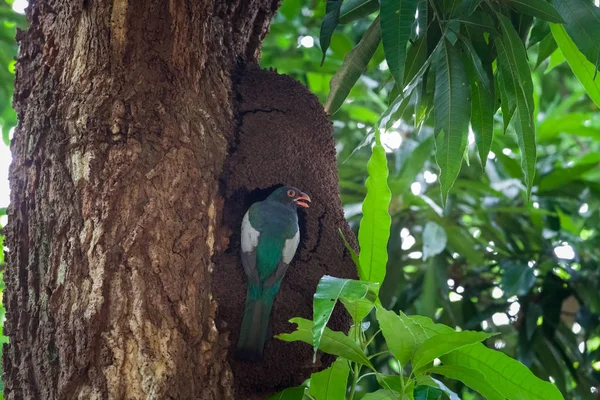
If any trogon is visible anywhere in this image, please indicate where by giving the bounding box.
[237,185,311,361]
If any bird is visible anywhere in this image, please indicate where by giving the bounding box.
[237,185,311,361]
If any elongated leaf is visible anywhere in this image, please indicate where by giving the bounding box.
[380,38,443,131]
[434,39,470,205]
[381,0,417,87]
[362,390,401,400]
[442,344,563,400]
[405,37,428,86]
[552,0,600,73]
[320,0,344,64]
[412,0,428,41]
[529,19,550,48]
[458,35,491,92]
[428,365,504,400]
[545,46,566,73]
[501,262,536,297]
[430,378,461,400]
[376,307,432,366]
[339,229,360,269]
[376,374,404,392]
[538,153,600,192]
[340,0,379,24]
[313,276,379,358]
[462,39,494,168]
[509,0,564,23]
[358,130,391,285]
[551,23,600,108]
[414,385,443,400]
[496,14,537,198]
[538,111,600,140]
[276,318,373,368]
[309,358,350,400]
[325,16,381,115]
[411,316,563,400]
[536,33,558,69]
[413,331,496,371]
[496,69,515,133]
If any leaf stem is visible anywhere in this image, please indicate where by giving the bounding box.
[397,360,406,395]
[348,362,360,400]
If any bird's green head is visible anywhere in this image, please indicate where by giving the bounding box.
[267,186,311,209]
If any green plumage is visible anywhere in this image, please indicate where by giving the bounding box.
[237,186,309,361]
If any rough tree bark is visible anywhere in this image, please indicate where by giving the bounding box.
[4,1,357,399]
[4,1,279,398]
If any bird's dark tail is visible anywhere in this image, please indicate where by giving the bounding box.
[237,287,275,361]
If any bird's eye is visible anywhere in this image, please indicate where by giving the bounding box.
[287,189,296,197]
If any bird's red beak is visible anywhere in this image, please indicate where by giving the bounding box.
[295,192,311,208]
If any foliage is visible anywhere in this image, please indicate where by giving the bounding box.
[262,0,600,399]
[318,0,600,204]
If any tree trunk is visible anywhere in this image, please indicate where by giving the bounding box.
[4,1,278,398]
[3,1,356,399]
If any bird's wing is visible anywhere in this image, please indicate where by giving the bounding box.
[282,229,300,264]
[264,230,299,287]
[241,209,260,285]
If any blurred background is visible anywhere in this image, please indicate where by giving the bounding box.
[1,0,599,399]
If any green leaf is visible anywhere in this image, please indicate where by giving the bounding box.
[410,317,563,400]
[529,19,550,48]
[358,130,391,285]
[538,154,600,192]
[433,39,470,205]
[496,68,514,134]
[501,262,536,297]
[338,229,360,269]
[320,0,344,65]
[376,374,404,392]
[362,390,401,400]
[325,16,381,115]
[313,276,379,358]
[496,14,537,198]
[461,38,494,168]
[413,385,443,400]
[535,33,558,69]
[309,358,350,400]
[509,0,564,23]
[441,344,564,400]
[556,207,584,235]
[266,386,309,400]
[552,0,600,73]
[276,318,374,368]
[458,34,491,92]
[380,0,418,87]
[538,111,600,140]
[413,331,497,371]
[339,0,379,24]
[412,0,428,40]
[422,222,447,261]
[380,38,443,130]
[551,23,600,108]
[544,46,566,73]
[376,307,431,367]
[404,36,428,87]
[428,365,504,400]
